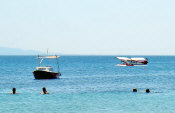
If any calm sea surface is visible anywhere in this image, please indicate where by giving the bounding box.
[0,56,175,113]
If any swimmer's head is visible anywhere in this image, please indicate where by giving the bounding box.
[42,87,47,94]
[146,88,150,93]
[12,88,16,94]
[133,88,137,92]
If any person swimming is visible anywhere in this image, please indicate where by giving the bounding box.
[133,88,137,92]
[10,88,18,94]
[132,88,154,93]
[40,87,49,94]
[146,88,150,93]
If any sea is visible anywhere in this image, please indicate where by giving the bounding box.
[0,56,175,113]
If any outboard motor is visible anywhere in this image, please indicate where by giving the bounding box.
[143,61,148,64]
[143,58,148,64]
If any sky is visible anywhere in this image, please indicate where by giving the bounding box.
[0,0,175,55]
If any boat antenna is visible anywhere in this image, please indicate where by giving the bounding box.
[37,55,43,66]
[39,59,43,66]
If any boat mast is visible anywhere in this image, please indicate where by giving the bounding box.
[56,55,60,72]
[47,49,49,56]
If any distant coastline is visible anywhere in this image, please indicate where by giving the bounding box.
[1,47,175,56]
[0,47,43,55]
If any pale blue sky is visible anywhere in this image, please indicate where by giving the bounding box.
[0,0,175,55]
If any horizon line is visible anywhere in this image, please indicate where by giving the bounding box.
[0,54,175,56]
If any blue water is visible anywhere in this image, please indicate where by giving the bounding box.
[0,56,175,113]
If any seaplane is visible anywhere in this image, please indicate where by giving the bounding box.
[115,57,148,66]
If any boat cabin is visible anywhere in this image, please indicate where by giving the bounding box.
[35,66,53,72]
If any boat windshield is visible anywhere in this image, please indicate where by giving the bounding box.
[36,67,53,71]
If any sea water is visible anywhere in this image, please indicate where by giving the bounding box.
[0,56,175,113]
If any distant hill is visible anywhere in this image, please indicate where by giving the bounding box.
[0,47,43,55]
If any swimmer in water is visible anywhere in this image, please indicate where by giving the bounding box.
[133,88,137,92]
[10,88,18,94]
[40,87,49,94]
[145,88,150,93]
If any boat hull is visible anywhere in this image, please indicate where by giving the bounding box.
[33,70,61,79]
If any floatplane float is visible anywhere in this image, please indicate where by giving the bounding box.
[33,55,61,79]
[115,57,148,66]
